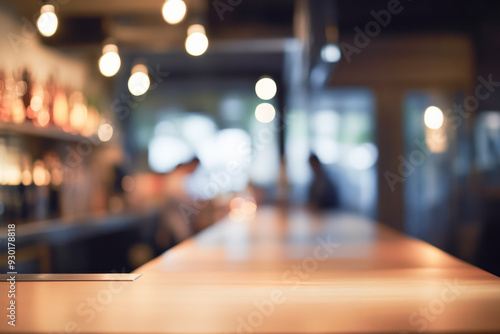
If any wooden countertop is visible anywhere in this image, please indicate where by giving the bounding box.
[1,207,499,333]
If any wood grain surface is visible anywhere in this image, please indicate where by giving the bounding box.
[1,207,499,333]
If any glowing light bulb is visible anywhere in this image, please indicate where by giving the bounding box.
[30,96,43,112]
[99,44,121,77]
[128,72,150,96]
[255,77,277,100]
[128,64,150,96]
[36,109,50,127]
[37,4,58,37]
[162,0,186,24]
[12,99,26,124]
[33,160,47,186]
[5,165,21,186]
[229,196,257,221]
[185,24,208,56]
[255,103,276,123]
[424,106,444,129]
[53,90,68,127]
[98,123,114,142]
[69,100,88,131]
[21,169,32,186]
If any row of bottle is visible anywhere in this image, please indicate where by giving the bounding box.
[0,136,101,225]
[0,70,102,136]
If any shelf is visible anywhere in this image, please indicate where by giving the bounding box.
[0,121,97,143]
[0,210,156,247]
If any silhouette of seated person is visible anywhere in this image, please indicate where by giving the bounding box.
[157,157,201,248]
[308,153,340,210]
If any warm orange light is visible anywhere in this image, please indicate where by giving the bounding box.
[241,200,257,215]
[229,196,257,218]
[425,127,447,153]
[36,109,50,127]
[30,96,43,113]
[44,169,51,186]
[26,107,36,119]
[21,169,32,186]
[69,97,88,131]
[53,90,69,127]
[12,99,26,124]
[33,160,47,186]
[5,166,22,186]
[230,197,245,212]
[81,106,99,136]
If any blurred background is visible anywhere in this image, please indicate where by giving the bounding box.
[0,0,499,276]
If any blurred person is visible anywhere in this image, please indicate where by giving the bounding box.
[157,157,211,249]
[276,156,290,207]
[307,153,339,210]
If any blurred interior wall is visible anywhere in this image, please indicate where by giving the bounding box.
[329,34,474,230]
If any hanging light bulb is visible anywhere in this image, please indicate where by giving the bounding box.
[321,26,341,63]
[99,44,121,77]
[185,24,209,56]
[255,76,277,100]
[128,64,150,96]
[424,106,444,130]
[162,0,187,24]
[37,4,58,37]
[255,103,276,123]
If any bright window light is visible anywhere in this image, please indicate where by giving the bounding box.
[148,137,193,173]
[348,143,378,170]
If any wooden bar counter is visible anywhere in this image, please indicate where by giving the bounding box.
[1,207,500,333]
